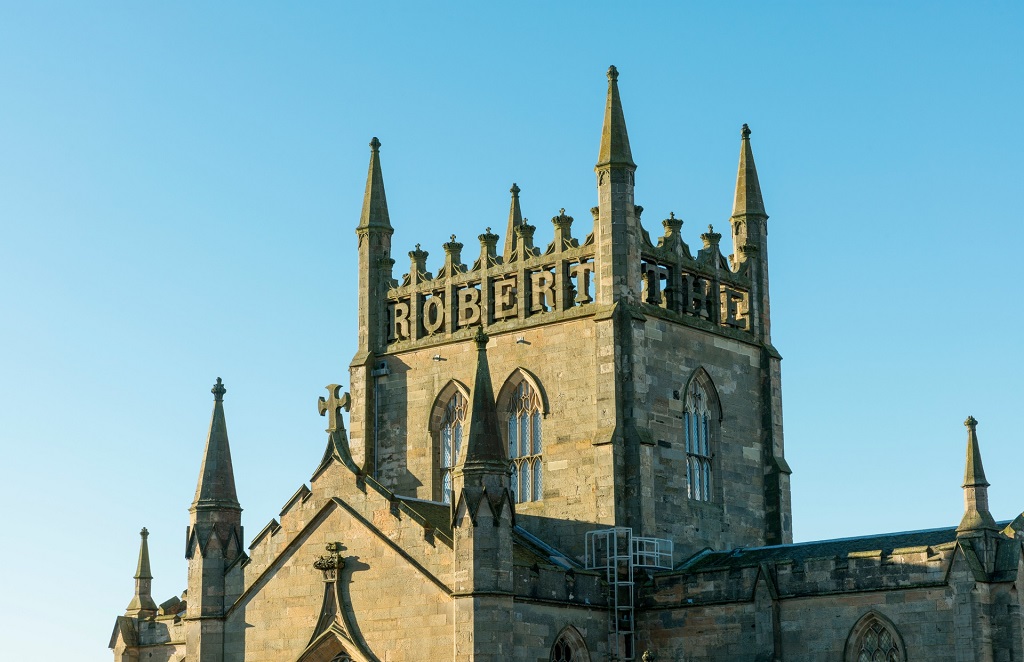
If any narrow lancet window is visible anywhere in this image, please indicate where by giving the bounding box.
[685,379,713,502]
[507,380,543,503]
[440,392,467,504]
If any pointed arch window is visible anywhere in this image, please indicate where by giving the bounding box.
[684,377,714,502]
[506,380,543,503]
[439,391,467,504]
[844,612,905,662]
[550,626,590,662]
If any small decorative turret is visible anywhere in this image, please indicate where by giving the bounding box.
[957,416,999,535]
[355,136,395,357]
[125,527,158,618]
[729,123,772,341]
[477,227,500,269]
[184,378,245,659]
[186,378,243,608]
[593,65,640,306]
[503,183,523,261]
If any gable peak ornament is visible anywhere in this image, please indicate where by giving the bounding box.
[318,385,351,433]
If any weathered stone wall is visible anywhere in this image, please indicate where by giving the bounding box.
[635,315,771,556]
[372,316,616,559]
[638,543,1024,661]
[511,601,610,661]
[231,463,453,662]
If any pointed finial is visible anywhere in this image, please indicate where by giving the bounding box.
[212,377,226,402]
[134,526,153,580]
[958,414,998,534]
[597,64,635,169]
[510,183,520,196]
[358,136,392,230]
[193,376,240,510]
[732,123,765,218]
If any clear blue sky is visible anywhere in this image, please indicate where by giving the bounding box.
[1,3,1021,659]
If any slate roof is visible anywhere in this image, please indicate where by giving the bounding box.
[677,524,1009,574]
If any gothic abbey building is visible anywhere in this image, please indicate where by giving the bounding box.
[110,68,1024,661]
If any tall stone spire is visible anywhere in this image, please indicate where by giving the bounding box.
[732,124,765,218]
[502,183,523,261]
[460,328,507,471]
[357,137,391,230]
[185,378,244,657]
[596,65,635,169]
[192,377,239,511]
[958,416,999,534]
[125,527,158,617]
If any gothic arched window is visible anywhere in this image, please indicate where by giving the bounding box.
[503,376,544,503]
[844,612,906,662]
[439,391,467,504]
[550,626,590,662]
[683,371,718,502]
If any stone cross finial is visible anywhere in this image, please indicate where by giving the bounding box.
[607,65,619,81]
[212,377,226,402]
[369,136,381,151]
[741,123,751,139]
[318,384,351,433]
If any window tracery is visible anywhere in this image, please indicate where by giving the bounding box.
[684,378,713,502]
[845,612,905,662]
[439,391,467,504]
[507,380,543,503]
[549,626,589,662]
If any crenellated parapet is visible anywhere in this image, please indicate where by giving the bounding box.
[383,206,754,351]
[385,208,599,349]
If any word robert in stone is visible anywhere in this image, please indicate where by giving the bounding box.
[387,262,596,342]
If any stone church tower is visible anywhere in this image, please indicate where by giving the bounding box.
[109,67,1024,662]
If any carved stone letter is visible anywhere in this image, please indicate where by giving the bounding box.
[457,286,482,328]
[422,295,445,335]
[494,278,518,319]
[721,288,747,329]
[389,300,410,342]
[530,270,555,313]
[570,261,595,305]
